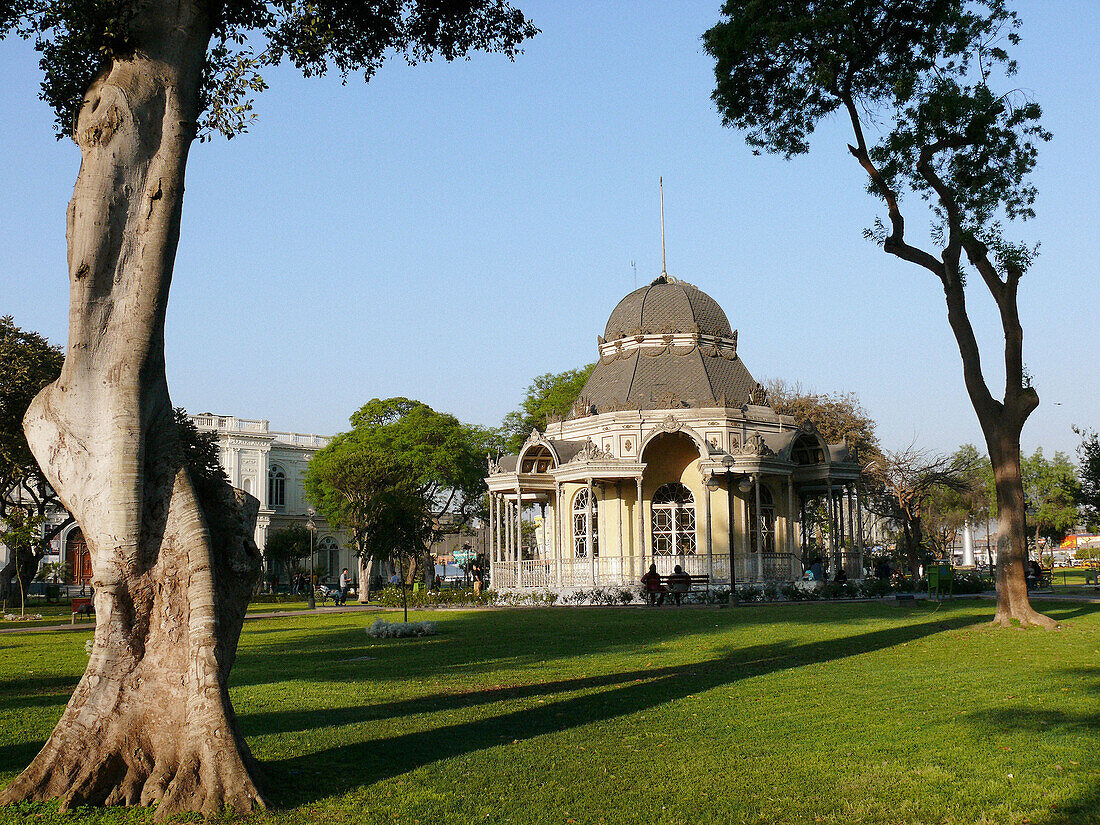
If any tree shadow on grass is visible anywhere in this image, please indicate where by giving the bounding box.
[0,741,45,777]
[233,601,989,691]
[257,611,986,807]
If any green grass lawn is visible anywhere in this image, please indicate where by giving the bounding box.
[2,599,1099,824]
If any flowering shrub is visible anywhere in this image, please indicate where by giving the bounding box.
[3,613,43,621]
[366,618,438,638]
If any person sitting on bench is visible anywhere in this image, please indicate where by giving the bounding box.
[668,564,691,606]
[641,564,666,607]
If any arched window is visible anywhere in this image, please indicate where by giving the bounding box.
[748,483,776,554]
[520,444,555,474]
[791,434,826,465]
[268,464,286,510]
[651,482,697,557]
[572,487,599,558]
[318,536,340,579]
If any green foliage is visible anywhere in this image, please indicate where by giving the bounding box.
[0,316,64,515]
[1075,426,1100,531]
[1021,447,1081,545]
[264,524,313,571]
[34,561,70,583]
[306,398,492,571]
[705,0,1047,246]
[2,0,539,139]
[173,407,230,505]
[500,364,595,452]
[765,380,881,466]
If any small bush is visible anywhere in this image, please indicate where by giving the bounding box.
[366,619,438,638]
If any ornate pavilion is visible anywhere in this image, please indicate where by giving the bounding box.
[485,275,865,591]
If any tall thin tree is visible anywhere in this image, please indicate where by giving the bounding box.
[705,0,1055,626]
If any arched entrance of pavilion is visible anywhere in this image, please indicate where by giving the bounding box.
[640,431,712,578]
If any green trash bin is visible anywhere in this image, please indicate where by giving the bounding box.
[927,563,953,599]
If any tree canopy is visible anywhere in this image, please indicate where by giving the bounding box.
[1075,427,1100,532]
[1021,448,1080,546]
[765,380,881,468]
[306,398,493,587]
[0,316,64,518]
[500,364,595,452]
[2,0,539,138]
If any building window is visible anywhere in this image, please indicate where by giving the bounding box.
[651,482,697,557]
[318,536,339,580]
[572,487,599,558]
[748,483,776,554]
[268,465,286,510]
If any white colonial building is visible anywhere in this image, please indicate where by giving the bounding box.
[188,413,355,584]
[486,275,867,591]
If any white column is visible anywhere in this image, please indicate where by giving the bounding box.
[704,475,713,578]
[636,476,645,579]
[616,482,624,583]
[586,477,595,584]
[515,482,522,566]
[489,494,497,565]
[963,522,975,567]
[554,483,563,588]
[506,499,512,562]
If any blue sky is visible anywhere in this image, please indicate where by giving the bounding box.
[1,1,1096,458]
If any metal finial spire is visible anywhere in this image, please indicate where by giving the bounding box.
[659,177,667,277]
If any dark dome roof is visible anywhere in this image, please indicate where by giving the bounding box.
[603,276,733,342]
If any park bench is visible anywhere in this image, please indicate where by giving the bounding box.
[71,597,94,623]
[1026,567,1053,590]
[645,573,710,605]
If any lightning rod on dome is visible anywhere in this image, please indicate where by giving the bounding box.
[659,176,667,278]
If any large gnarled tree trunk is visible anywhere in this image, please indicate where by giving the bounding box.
[0,2,266,817]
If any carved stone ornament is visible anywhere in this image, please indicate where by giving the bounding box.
[523,428,542,447]
[737,433,775,458]
[568,439,616,464]
[487,454,505,475]
[747,383,769,406]
[658,414,682,433]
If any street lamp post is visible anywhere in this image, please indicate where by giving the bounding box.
[306,507,317,610]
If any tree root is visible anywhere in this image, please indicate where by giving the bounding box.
[991,604,1060,629]
[0,733,265,819]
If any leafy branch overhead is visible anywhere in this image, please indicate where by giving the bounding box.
[0,0,539,138]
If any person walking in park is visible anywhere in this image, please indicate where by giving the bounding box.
[338,568,349,606]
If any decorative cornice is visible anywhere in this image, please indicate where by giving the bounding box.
[737,433,775,458]
[568,439,617,465]
[657,414,682,433]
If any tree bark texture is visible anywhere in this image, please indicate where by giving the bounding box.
[358,554,374,603]
[843,98,1053,629]
[988,428,1057,628]
[0,2,267,817]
